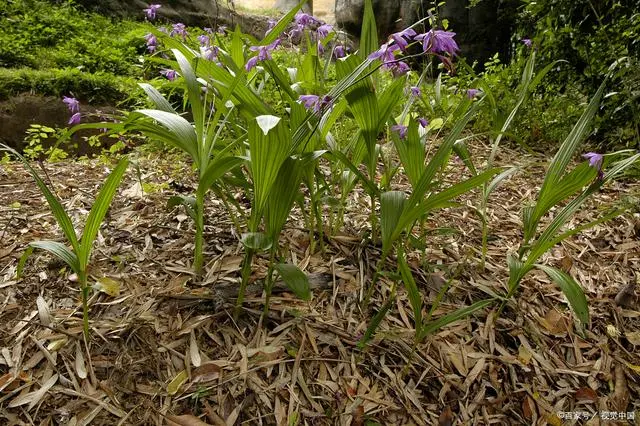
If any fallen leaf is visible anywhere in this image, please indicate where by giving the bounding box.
[559,254,573,272]
[522,395,536,421]
[541,309,570,334]
[546,413,563,426]
[246,345,284,362]
[438,405,454,426]
[575,387,598,402]
[352,403,364,426]
[36,296,51,327]
[518,345,532,365]
[192,363,221,384]
[166,414,213,426]
[615,282,637,309]
[8,373,58,410]
[167,370,188,395]
[93,277,121,297]
[189,331,201,367]
[625,331,640,346]
[75,341,87,380]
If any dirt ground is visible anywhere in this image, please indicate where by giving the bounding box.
[1,137,639,424]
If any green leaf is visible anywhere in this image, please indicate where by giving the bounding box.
[358,296,395,349]
[380,191,406,253]
[453,140,477,175]
[275,264,311,301]
[248,115,291,227]
[138,83,176,114]
[130,110,199,163]
[0,144,79,253]
[167,195,197,220]
[78,157,128,269]
[24,241,80,275]
[198,156,243,195]
[393,121,424,187]
[240,232,273,251]
[397,251,422,334]
[420,299,494,339]
[535,265,589,325]
[231,25,245,69]
[265,157,304,240]
[359,0,379,59]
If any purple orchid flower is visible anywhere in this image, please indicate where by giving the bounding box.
[217,25,227,34]
[417,117,429,128]
[390,28,417,52]
[415,30,459,56]
[197,34,210,46]
[63,96,80,114]
[368,42,399,63]
[467,88,481,99]
[583,152,604,179]
[390,61,410,77]
[158,26,169,34]
[170,23,188,40]
[317,24,333,39]
[410,86,421,97]
[317,40,325,55]
[265,19,278,36]
[68,112,81,125]
[143,4,161,20]
[144,33,157,52]
[204,27,213,34]
[522,38,532,48]
[392,124,408,139]
[160,69,177,81]
[299,94,332,113]
[333,45,346,59]
[202,46,219,62]
[245,39,281,71]
[295,12,321,28]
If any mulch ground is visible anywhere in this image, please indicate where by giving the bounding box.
[0,140,639,425]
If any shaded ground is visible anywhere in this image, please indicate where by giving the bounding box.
[0,139,639,425]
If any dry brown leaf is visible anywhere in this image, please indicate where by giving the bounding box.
[517,345,532,365]
[8,373,58,410]
[611,364,629,412]
[246,345,284,362]
[614,282,637,309]
[438,405,454,426]
[541,309,570,334]
[352,403,364,426]
[559,254,573,272]
[575,387,598,403]
[192,363,221,384]
[625,331,640,346]
[165,414,213,426]
[75,341,87,380]
[522,395,536,421]
[189,331,201,367]
[36,296,50,326]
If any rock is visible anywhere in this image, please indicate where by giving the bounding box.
[74,0,272,40]
[275,0,312,14]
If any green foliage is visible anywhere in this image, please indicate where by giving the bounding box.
[2,143,128,339]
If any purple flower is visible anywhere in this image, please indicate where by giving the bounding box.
[160,69,177,81]
[144,33,157,52]
[62,96,80,114]
[143,4,161,20]
[417,117,429,128]
[295,12,321,28]
[245,39,281,71]
[522,38,532,48]
[583,152,604,179]
[410,86,421,97]
[170,23,188,40]
[317,40,324,55]
[333,45,346,59]
[392,124,408,139]
[217,26,227,34]
[368,42,399,64]
[158,26,169,34]
[390,28,417,52]
[467,89,481,99]
[317,24,333,39]
[298,94,332,113]
[197,34,210,46]
[390,61,410,77]
[204,27,213,34]
[265,19,278,36]
[202,46,219,61]
[415,30,459,56]
[68,112,81,125]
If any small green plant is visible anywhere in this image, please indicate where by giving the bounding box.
[23,124,68,161]
[1,143,128,339]
[499,78,640,325]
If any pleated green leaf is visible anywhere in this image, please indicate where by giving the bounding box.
[420,299,494,339]
[535,264,589,325]
[172,49,204,142]
[358,296,395,349]
[380,191,406,253]
[397,252,423,334]
[130,110,199,163]
[240,232,273,251]
[78,157,128,268]
[138,83,176,114]
[393,121,424,187]
[359,0,378,59]
[266,157,304,240]
[20,241,80,276]
[0,144,80,253]
[275,263,311,301]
